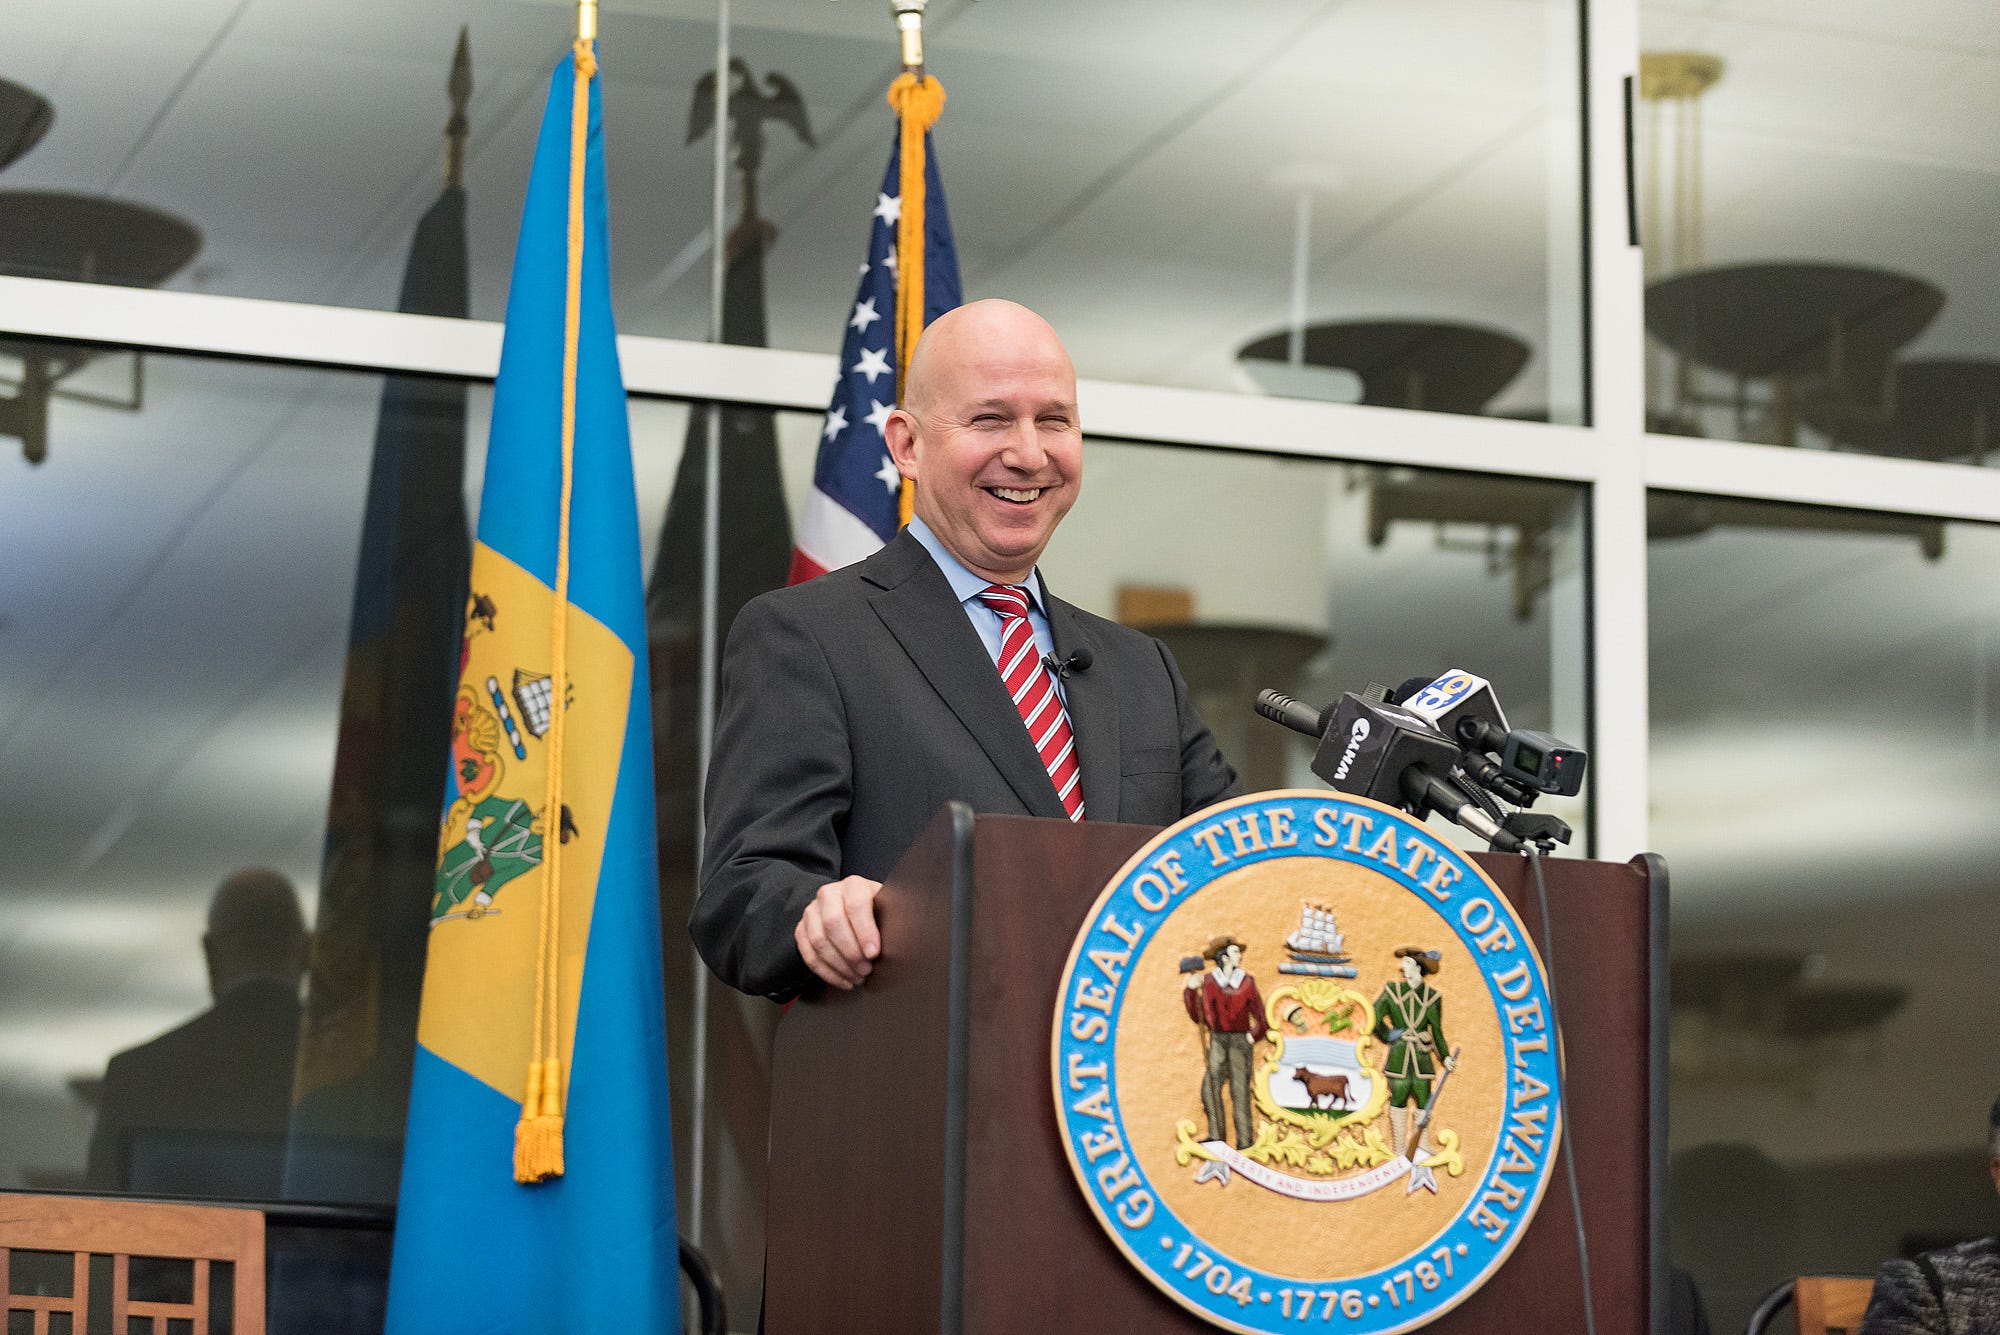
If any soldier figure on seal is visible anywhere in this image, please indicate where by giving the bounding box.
[1183,935,1268,1149]
[1372,946,1457,1161]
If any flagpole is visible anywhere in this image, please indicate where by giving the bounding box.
[892,0,927,74]
[689,0,731,1260]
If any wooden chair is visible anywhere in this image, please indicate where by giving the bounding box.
[0,1193,264,1335]
[1744,1274,1876,1335]
[1796,1276,1876,1335]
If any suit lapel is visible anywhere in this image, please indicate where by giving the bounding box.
[865,532,1069,819]
[1045,590,1121,823]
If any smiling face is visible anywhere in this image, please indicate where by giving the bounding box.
[884,300,1082,585]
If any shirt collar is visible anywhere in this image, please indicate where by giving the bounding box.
[908,514,1048,614]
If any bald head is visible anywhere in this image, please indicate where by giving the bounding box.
[883,299,1084,584]
[203,867,309,1000]
[902,299,1077,424]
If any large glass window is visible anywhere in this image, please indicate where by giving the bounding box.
[0,1,1587,424]
[1651,494,2000,1330]
[1044,445,1590,851]
[730,0,1587,421]
[0,2,721,323]
[0,348,712,1323]
[11,2,1998,1328]
[1639,4,2000,463]
[0,348,396,1197]
[0,344,495,1329]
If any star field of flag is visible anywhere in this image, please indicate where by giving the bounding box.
[789,133,962,581]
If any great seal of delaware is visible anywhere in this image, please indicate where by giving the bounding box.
[1052,791,1562,1334]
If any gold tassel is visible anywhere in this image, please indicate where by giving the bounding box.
[513,1057,567,1183]
[507,33,591,1193]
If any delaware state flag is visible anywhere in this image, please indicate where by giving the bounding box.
[386,45,679,1333]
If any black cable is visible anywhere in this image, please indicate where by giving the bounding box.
[1527,845,1599,1335]
[1452,765,1509,824]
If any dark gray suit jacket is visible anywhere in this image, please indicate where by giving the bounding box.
[85,978,302,1195]
[691,529,1241,999]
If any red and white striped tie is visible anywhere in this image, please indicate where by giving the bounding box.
[978,584,1085,821]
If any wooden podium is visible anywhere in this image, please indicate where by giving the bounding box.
[765,805,1667,1335]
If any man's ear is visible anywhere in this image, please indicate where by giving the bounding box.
[883,407,920,481]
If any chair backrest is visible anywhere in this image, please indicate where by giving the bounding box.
[1795,1275,1875,1335]
[0,1193,264,1335]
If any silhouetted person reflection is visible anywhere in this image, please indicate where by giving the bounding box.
[86,868,311,1197]
[1669,1142,1800,1333]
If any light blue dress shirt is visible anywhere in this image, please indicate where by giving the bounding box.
[906,515,1062,682]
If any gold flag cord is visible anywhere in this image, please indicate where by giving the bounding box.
[515,33,595,1186]
[887,72,944,528]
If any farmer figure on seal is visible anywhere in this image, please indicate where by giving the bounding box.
[1373,946,1457,1161]
[1183,935,1268,1149]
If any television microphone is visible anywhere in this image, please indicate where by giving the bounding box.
[1307,693,1523,853]
[1254,689,1331,739]
[1394,669,1587,800]
[1393,668,1510,741]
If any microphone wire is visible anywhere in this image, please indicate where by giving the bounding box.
[1526,843,1599,1335]
[1452,765,1509,824]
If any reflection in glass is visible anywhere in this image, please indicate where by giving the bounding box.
[1639,10,2000,462]
[715,1,1585,421]
[85,869,309,1197]
[641,61,806,1308]
[1237,321,1531,418]
[1651,495,2000,1330]
[0,61,201,410]
[0,192,201,291]
[1049,447,1589,845]
[0,11,730,321]
[0,349,471,1209]
[640,205,797,1327]
[287,139,471,1208]
[0,77,54,171]
[3,4,1584,422]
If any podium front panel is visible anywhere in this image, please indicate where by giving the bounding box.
[765,808,1664,1335]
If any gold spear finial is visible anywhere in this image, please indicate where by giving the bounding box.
[890,0,926,72]
[577,0,598,44]
[445,27,472,190]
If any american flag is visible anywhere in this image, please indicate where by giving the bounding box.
[788,132,962,582]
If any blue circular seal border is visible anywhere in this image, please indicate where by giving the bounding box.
[1051,791,1564,1335]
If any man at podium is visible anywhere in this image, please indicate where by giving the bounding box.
[693,299,1240,1000]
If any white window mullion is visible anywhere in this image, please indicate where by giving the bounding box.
[1587,454,1652,862]
[1585,0,1651,861]
[1646,435,2000,526]
[0,273,501,379]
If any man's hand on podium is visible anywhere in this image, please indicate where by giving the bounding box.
[795,875,883,991]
